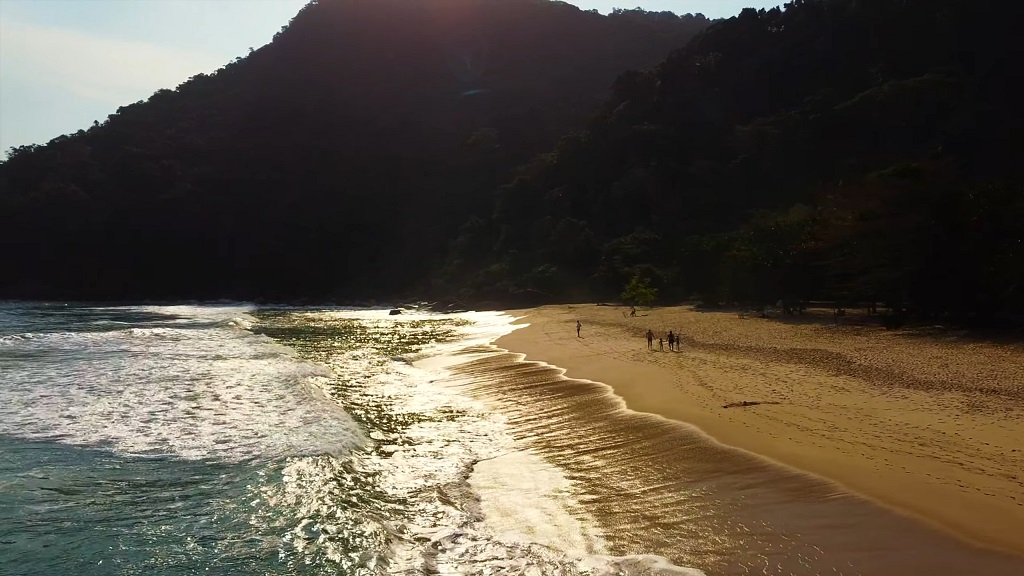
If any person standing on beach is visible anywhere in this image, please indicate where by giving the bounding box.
[646,329,654,349]
[576,320,582,338]
[668,331,675,351]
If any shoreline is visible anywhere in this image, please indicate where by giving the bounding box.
[493,304,1024,557]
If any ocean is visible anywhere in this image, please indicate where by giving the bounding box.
[0,303,702,576]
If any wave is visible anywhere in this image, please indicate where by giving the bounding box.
[1,304,706,576]
[282,308,705,576]
[0,304,363,462]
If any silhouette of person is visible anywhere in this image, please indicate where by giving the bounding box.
[646,329,654,350]
[576,320,582,338]
[630,306,637,317]
[658,337,664,351]
[668,331,675,351]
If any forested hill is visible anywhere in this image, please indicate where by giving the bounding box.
[0,0,710,301]
[445,0,1024,325]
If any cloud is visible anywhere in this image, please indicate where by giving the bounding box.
[0,20,227,108]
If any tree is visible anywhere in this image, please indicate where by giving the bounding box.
[621,272,658,306]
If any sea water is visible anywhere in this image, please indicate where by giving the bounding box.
[0,303,702,576]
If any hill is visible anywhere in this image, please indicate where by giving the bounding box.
[445,0,1024,325]
[0,0,709,301]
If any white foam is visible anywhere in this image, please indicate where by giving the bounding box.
[465,449,706,576]
[1,304,707,576]
[0,305,364,462]
[583,555,708,576]
[471,450,606,555]
[409,312,705,576]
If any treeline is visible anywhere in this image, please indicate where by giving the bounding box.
[3,0,1022,326]
[0,0,709,301]
[442,0,1024,326]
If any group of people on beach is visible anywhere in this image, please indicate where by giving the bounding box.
[573,319,681,351]
[645,329,681,351]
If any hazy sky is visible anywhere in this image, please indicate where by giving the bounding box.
[0,0,776,155]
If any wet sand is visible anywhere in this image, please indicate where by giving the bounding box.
[464,304,1024,575]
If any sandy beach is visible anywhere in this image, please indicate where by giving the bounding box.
[488,304,1024,569]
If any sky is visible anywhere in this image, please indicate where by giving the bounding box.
[0,0,776,156]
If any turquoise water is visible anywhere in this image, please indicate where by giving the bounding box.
[0,303,701,576]
[0,439,285,574]
[0,304,367,575]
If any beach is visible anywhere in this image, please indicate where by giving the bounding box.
[479,303,1024,574]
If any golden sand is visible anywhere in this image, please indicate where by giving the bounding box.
[491,304,1024,569]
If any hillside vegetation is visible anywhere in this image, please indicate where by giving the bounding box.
[444,0,1024,325]
[3,0,1022,326]
[0,0,708,301]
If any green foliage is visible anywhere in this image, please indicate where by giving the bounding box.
[448,0,1024,325]
[0,0,710,302]
[620,273,658,307]
[4,0,1023,326]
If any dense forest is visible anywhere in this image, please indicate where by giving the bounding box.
[443,0,1024,325]
[2,0,1023,326]
[0,0,709,301]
